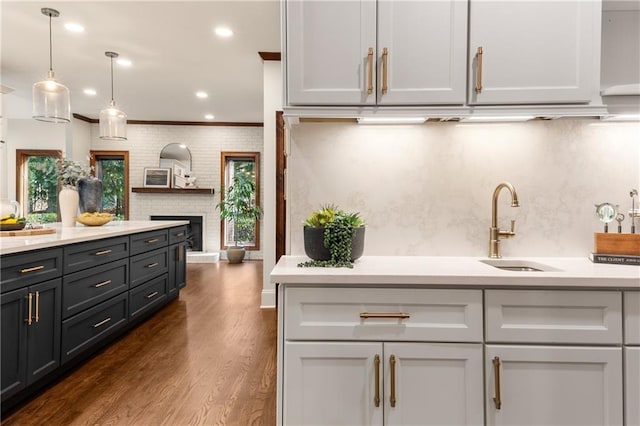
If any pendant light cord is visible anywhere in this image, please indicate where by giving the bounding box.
[48,13,53,72]
[110,56,115,102]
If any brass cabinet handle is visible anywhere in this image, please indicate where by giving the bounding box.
[146,291,159,299]
[93,317,112,328]
[374,354,381,407]
[94,249,112,256]
[175,232,184,237]
[146,238,159,244]
[177,245,184,262]
[94,280,112,288]
[35,291,40,323]
[367,47,374,95]
[492,356,502,409]
[390,355,397,408]
[360,312,410,319]
[381,48,389,94]
[20,265,44,274]
[146,262,159,268]
[25,293,33,325]
[475,46,484,93]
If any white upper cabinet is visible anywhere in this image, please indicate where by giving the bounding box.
[285,0,468,106]
[468,0,601,105]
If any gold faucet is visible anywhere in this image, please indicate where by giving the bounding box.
[489,182,520,258]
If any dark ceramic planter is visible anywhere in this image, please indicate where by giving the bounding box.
[303,226,365,261]
[78,177,103,213]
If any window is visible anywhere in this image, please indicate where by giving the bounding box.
[16,150,62,223]
[90,151,129,220]
[220,152,260,250]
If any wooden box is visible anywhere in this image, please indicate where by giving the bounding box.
[594,233,640,256]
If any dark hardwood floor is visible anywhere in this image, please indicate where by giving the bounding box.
[2,261,277,426]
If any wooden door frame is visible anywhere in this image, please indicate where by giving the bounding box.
[89,150,130,220]
[276,110,286,262]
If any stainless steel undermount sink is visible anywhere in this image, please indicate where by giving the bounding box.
[480,259,561,272]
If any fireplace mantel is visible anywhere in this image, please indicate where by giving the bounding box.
[132,187,214,195]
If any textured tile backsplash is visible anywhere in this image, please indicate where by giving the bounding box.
[288,119,640,257]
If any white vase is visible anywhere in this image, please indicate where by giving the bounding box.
[59,187,79,227]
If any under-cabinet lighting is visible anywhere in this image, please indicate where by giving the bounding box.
[461,116,535,123]
[357,117,426,124]
[600,114,640,122]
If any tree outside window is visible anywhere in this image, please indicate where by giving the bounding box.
[16,150,62,223]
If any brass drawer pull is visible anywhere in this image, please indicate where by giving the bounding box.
[381,47,389,94]
[94,249,112,256]
[367,47,374,94]
[390,355,397,408]
[146,291,159,299]
[475,46,483,93]
[360,312,410,319]
[93,317,112,328]
[492,356,502,409]
[146,262,159,268]
[94,280,112,288]
[20,265,45,274]
[35,291,40,323]
[177,245,184,262]
[374,354,381,407]
[146,238,159,244]
[25,293,33,325]
[175,232,184,237]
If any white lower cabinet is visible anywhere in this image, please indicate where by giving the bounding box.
[485,345,623,426]
[284,341,483,426]
[626,347,640,426]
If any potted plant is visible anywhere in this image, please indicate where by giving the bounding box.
[216,173,262,263]
[299,204,365,268]
[57,158,92,227]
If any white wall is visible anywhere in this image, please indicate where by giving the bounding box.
[90,123,264,259]
[288,119,640,258]
[261,60,282,308]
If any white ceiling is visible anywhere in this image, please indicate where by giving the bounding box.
[1,1,281,123]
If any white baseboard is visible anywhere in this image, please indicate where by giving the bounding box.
[260,288,276,309]
[187,252,219,263]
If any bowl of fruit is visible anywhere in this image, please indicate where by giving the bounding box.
[76,212,113,226]
[0,215,27,231]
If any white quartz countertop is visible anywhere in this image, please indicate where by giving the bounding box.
[0,220,189,255]
[271,256,640,289]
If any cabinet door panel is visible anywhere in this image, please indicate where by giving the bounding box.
[485,345,622,426]
[1,288,28,401]
[284,341,382,426]
[377,0,467,104]
[26,279,61,384]
[625,291,640,344]
[468,0,597,104]
[626,347,640,426]
[384,343,483,426]
[286,0,376,105]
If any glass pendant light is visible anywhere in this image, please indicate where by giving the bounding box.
[32,8,71,123]
[99,51,127,140]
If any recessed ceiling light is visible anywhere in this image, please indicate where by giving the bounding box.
[64,22,84,32]
[204,114,215,120]
[116,58,132,67]
[214,27,233,38]
[83,88,97,96]
[196,91,208,99]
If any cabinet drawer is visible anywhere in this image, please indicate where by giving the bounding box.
[130,247,168,288]
[168,225,188,245]
[130,229,168,256]
[62,258,129,319]
[61,293,128,364]
[485,290,622,344]
[63,236,129,274]
[625,291,640,345]
[129,274,167,320]
[285,287,483,342]
[1,248,63,293]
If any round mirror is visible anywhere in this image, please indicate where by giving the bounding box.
[595,202,618,223]
[159,143,192,172]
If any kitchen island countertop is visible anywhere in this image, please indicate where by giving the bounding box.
[0,220,188,255]
[271,255,640,289]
